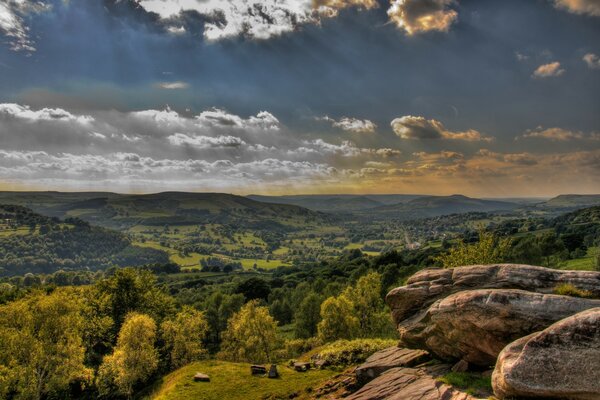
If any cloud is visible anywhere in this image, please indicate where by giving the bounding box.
[167,133,246,148]
[583,53,600,69]
[390,115,492,141]
[0,103,94,124]
[320,116,377,133]
[156,81,190,89]
[532,61,565,78]
[196,109,280,131]
[0,1,48,51]
[553,0,600,16]
[520,126,599,141]
[387,0,458,35]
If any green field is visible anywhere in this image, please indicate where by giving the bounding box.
[559,247,599,271]
[145,361,337,400]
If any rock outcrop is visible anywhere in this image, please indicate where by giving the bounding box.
[355,346,429,383]
[386,264,600,325]
[347,365,476,400]
[397,288,600,365]
[492,307,600,400]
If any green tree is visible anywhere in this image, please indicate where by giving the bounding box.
[317,294,360,342]
[344,272,394,337]
[94,268,175,334]
[436,230,511,269]
[294,292,322,339]
[219,300,282,363]
[0,289,92,400]
[97,313,158,399]
[161,307,209,370]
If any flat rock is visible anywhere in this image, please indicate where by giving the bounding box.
[347,365,476,400]
[493,307,600,400]
[193,372,210,382]
[398,289,600,366]
[355,346,429,383]
[386,264,600,325]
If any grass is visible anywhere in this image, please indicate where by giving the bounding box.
[554,283,594,298]
[301,339,398,366]
[438,372,492,396]
[559,247,599,271]
[144,360,337,400]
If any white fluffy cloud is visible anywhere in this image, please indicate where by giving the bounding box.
[583,53,600,69]
[390,115,492,142]
[320,116,377,133]
[156,81,190,89]
[0,0,50,51]
[0,103,406,190]
[532,61,565,78]
[0,103,94,124]
[387,0,458,35]
[553,0,600,16]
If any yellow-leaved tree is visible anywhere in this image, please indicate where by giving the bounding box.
[317,294,360,342]
[436,230,512,269]
[161,306,209,369]
[97,313,158,399]
[219,300,282,363]
[0,289,92,400]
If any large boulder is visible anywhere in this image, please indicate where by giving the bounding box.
[386,264,600,325]
[397,289,600,366]
[492,308,600,400]
[347,365,476,400]
[355,346,429,383]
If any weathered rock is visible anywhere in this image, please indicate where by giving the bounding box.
[268,364,279,379]
[346,365,476,400]
[451,359,469,373]
[250,365,267,375]
[355,346,429,383]
[493,307,600,400]
[398,289,600,366]
[386,264,600,325]
[313,359,329,369]
[193,372,210,382]
[294,362,311,372]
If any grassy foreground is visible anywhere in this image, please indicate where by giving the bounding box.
[145,360,338,400]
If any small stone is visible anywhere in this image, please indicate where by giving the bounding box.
[451,359,469,373]
[268,364,279,379]
[313,359,329,369]
[250,365,267,375]
[193,372,210,382]
[294,362,311,372]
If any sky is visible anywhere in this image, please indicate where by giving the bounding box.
[0,0,598,197]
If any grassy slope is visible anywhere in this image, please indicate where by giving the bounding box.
[146,361,337,400]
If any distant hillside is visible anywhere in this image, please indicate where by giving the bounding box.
[0,204,168,276]
[0,191,332,230]
[540,194,600,209]
[247,194,422,212]
[359,194,519,220]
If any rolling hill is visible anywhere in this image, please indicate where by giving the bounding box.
[538,194,600,209]
[246,194,422,212]
[0,192,333,231]
[358,194,519,220]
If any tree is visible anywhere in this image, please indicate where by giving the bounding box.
[317,294,360,342]
[202,292,245,351]
[235,277,271,301]
[161,307,209,370]
[0,289,92,400]
[219,300,282,363]
[436,230,511,269]
[294,292,322,339]
[94,268,175,334]
[97,313,158,399]
[344,272,393,337]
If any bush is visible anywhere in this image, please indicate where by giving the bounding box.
[308,339,398,366]
[276,337,322,360]
[554,283,594,298]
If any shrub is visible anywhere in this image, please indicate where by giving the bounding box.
[308,339,398,366]
[554,283,594,298]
